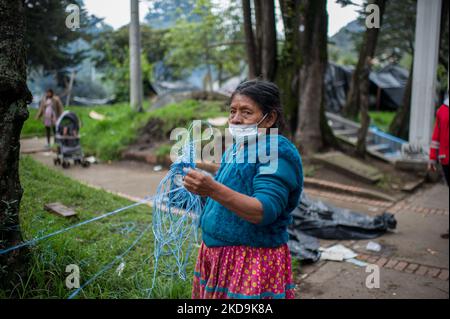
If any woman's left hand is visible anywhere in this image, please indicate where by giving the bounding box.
[183,168,218,197]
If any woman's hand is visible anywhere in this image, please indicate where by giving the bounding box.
[183,168,218,197]
[183,167,264,224]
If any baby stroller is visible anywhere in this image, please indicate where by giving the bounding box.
[54,111,90,169]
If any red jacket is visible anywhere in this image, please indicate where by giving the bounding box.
[430,104,449,165]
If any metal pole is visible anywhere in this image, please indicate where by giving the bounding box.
[129,0,143,112]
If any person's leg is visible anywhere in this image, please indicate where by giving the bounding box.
[45,126,51,145]
[440,165,449,239]
[52,126,56,144]
[442,165,449,187]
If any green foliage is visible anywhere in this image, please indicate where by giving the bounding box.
[3,156,196,298]
[155,144,173,162]
[376,0,416,63]
[144,0,197,30]
[93,25,168,101]
[21,109,45,138]
[162,0,245,85]
[24,0,98,72]
[148,99,227,135]
[356,111,396,132]
[22,100,227,161]
[328,44,357,66]
[23,104,153,161]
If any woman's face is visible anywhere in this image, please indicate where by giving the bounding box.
[229,94,275,128]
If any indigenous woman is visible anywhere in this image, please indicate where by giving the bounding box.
[184,80,303,299]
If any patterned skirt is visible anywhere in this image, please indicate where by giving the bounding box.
[192,241,296,299]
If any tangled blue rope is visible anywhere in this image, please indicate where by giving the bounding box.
[1,121,213,299]
[0,196,155,256]
[68,224,152,299]
[148,122,212,296]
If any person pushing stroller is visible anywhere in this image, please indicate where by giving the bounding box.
[35,89,64,148]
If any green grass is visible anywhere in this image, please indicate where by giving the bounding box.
[2,156,197,299]
[369,111,395,132]
[22,100,228,161]
[355,111,396,133]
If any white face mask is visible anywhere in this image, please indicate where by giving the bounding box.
[228,113,268,139]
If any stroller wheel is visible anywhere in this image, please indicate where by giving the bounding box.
[81,161,90,168]
[62,161,70,169]
[53,158,61,166]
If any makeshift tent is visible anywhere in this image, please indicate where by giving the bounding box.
[325,63,409,112]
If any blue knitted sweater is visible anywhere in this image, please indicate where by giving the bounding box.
[200,134,303,248]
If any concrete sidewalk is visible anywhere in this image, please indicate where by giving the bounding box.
[296,182,449,299]
[21,137,168,201]
[21,137,449,299]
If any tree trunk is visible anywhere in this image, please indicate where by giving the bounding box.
[254,0,263,77]
[242,0,258,79]
[343,0,386,120]
[244,0,277,81]
[389,59,413,140]
[276,0,301,138]
[295,0,335,155]
[0,0,32,291]
[259,0,277,81]
[356,62,371,157]
[439,0,448,71]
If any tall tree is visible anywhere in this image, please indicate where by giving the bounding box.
[0,0,32,291]
[93,25,166,102]
[241,0,277,81]
[341,0,386,157]
[163,0,245,90]
[24,0,95,72]
[276,0,301,136]
[24,0,100,96]
[242,0,258,79]
[388,59,413,139]
[258,0,277,81]
[295,0,336,155]
[375,0,416,139]
[145,0,197,30]
[355,57,373,156]
[343,0,386,120]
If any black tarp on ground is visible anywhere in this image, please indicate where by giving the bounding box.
[288,193,397,262]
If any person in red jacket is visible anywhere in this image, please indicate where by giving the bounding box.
[428,97,449,187]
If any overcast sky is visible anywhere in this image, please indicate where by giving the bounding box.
[84,0,364,37]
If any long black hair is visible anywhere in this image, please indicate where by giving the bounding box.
[230,79,286,132]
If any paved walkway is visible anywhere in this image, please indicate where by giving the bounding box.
[297,182,449,299]
[21,137,168,201]
[21,137,449,299]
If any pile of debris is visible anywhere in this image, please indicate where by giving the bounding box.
[288,192,397,264]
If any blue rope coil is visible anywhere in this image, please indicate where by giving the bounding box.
[1,121,213,299]
[148,122,212,296]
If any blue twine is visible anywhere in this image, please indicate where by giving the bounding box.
[147,122,211,297]
[2,121,213,299]
[68,224,152,299]
[0,188,182,256]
